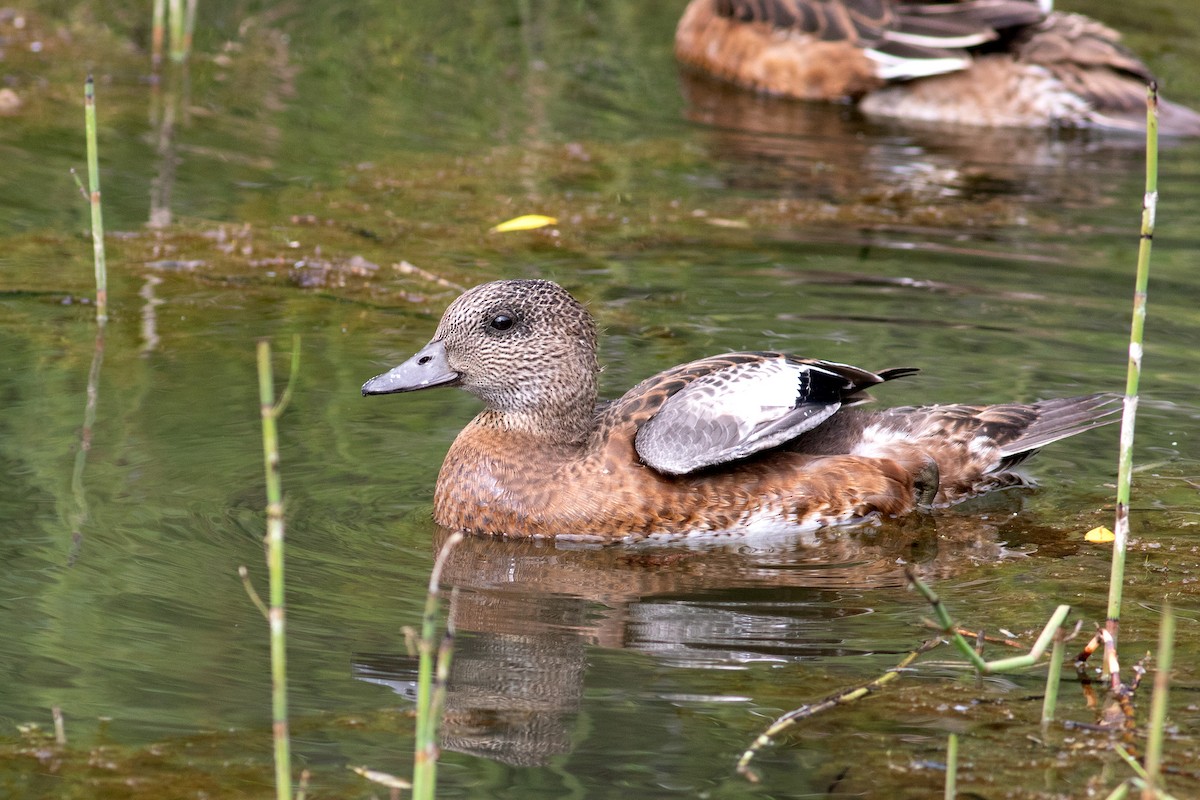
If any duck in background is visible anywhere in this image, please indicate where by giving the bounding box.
[675,0,1200,134]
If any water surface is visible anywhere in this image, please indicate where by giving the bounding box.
[2,1,1200,797]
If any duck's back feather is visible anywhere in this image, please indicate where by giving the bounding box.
[690,0,1047,85]
[845,392,1122,503]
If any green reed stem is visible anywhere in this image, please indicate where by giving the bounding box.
[907,567,1068,674]
[183,0,198,60]
[944,733,958,800]
[168,0,184,61]
[256,337,302,800]
[1142,605,1175,800]
[1106,84,1158,646]
[52,707,66,746]
[429,626,456,757]
[84,76,107,324]
[1105,782,1131,800]
[1115,744,1150,782]
[413,532,463,800]
[1041,629,1066,724]
[151,0,166,72]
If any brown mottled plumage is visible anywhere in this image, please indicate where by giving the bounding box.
[674,0,1200,134]
[362,280,1119,542]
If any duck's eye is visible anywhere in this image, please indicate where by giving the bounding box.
[489,313,515,331]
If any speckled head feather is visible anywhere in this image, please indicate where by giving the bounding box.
[432,279,599,440]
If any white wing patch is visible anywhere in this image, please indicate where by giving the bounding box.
[698,358,809,429]
[636,359,845,475]
[865,49,971,81]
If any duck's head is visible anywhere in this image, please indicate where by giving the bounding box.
[362,279,600,435]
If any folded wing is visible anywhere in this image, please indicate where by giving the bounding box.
[634,353,915,475]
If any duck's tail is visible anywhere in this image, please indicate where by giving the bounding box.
[853,392,1121,505]
[993,393,1123,470]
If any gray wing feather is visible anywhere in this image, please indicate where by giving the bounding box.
[635,358,843,475]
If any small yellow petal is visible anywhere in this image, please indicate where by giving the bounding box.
[1084,526,1116,543]
[490,214,557,233]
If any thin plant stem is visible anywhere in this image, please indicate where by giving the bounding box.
[1106,83,1158,646]
[428,588,458,744]
[168,0,184,61]
[238,565,270,619]
[68,325,106,567]
[429,628,455,757]
[52,707,66,746]
[1115,744,1150,781]
[84,76,108,324]
[1105,783,1131,800]
[413,532,463,800]
[1041,629,1066,724]
[1142,605,1175,800]
[257,338,299,800]
[151,0,166,75]
[275,334,302,414]
[907,567,1069,674]
[737,638,941,781]
[183,0,198,59]
[944,733,958,800]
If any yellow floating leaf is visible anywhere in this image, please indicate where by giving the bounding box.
[490,214,557,233]
[1084,526,1116,543]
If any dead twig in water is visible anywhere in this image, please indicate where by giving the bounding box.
[394,260,465,292]
[739,569,1078,783]
[1075,627,1138,697]
[921,621,1027,650]
[736,637,942,782]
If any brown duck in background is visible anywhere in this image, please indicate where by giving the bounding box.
[362,280,1119,542]
[675,0,1200,134]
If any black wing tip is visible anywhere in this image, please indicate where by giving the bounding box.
[877,366,920,382]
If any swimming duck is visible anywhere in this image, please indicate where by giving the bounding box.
[674,0,1200,134]
[363,279,1118,541]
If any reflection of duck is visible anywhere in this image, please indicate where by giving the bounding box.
[676,72,1161,206]
[362,279,1118,541]
[675,0,1200,135]
[353,604,587,768]
[351,514,1054,765]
